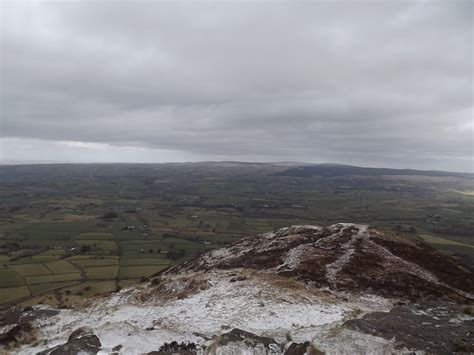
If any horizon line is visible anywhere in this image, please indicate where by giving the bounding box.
[0,160,472,175]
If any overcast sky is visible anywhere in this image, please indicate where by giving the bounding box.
[1,0,472,171]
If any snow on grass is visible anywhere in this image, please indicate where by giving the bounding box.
[275,244,307,271]
[19,271,354,354]
[321,223,472,299]
[325,225,368,287]
[153,272,347,335]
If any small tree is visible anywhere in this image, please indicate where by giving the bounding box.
[102,211,118,220]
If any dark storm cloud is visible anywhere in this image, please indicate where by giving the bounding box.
[1,0,472,170]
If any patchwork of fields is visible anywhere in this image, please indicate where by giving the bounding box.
[0,210,279,306]
[0,227,176,305]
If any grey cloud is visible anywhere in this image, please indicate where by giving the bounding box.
[0,0,472,171]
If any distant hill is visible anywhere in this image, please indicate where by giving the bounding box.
[273,164,474,179]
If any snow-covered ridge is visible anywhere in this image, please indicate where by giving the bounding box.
[164,223,473,302]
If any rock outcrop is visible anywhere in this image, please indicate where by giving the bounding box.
[344,303,474,354]
[38,327,101,355]
[0,306,58,348]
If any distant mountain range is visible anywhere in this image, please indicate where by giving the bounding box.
[273,163,474,179]
[1,160,473,179]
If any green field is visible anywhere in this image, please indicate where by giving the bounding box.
[75,240,118,252]
[119,265,167,279]
[84,266,119,280]
[72,258,119,267]
[0,286,30,304]
[74,232,114,240]
[0,268,25,287]
[26,273,82,285]
[45,260,81,274]
[419,234,474,249]
[120,257,169,266]
[29,281,80,295]
[12,263,52,276]
[63,280,117,297]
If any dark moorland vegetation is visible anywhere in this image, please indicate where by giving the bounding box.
[0,162,473,307]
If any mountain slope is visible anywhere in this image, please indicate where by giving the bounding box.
[165,223,473,302]
[273,164,474,179]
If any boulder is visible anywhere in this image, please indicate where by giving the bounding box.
[37,327,101,355]
[146,341,200,355]
[0,306,58,346]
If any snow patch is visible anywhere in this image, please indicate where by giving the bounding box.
[18,272,356,354]
[325,226,368,287]
[275,244,307,271]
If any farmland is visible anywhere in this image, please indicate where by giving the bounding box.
[0,162,473,307]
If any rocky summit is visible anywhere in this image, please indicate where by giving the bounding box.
[165,223,473,302]
[1,223,473,354]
